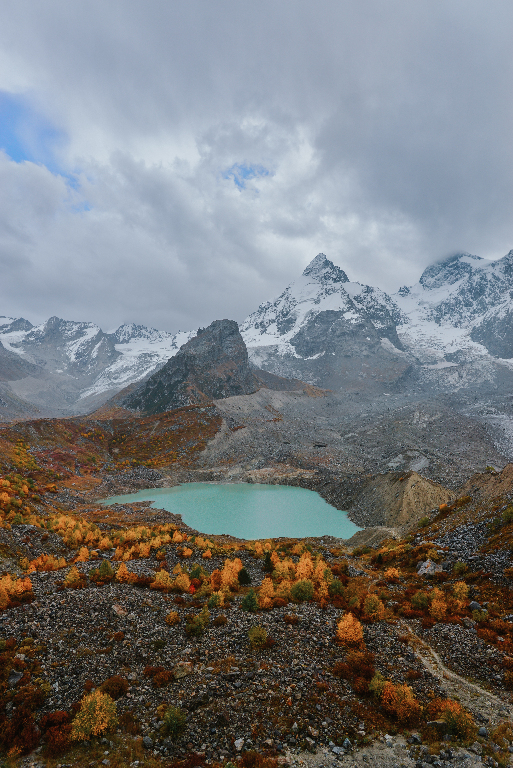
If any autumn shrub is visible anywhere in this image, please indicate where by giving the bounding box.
[161,705,186,740]
[118,709,140,735]
[283,613,299,625]
[1,706,40,754]
[384,567,400,582]
[70,690,118,740]
[165,610,181,626]
[63,566,84,588]
[336,612,363,646]
[453,561,468,575]
[363,593,385,621]
[290,579,314,602]
[426,698,476,740]
[272,597,288,608]
[153,669,174,687]
[213,614,227,626]
[100,675,129,699]
[380,680,421,725]
[248,625,268,649]
[40,711,72,756]
[477,628,498,644]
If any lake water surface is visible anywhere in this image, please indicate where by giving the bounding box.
[99,482,361,540]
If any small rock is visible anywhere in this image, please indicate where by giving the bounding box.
[342,738,352,751]
[417,559,443,576]
[478,727,489,738]
[234,738,244,752]
[142,736,153,749]
[8,670,23,687]
[469,601,482,611]
[470,742,483,755]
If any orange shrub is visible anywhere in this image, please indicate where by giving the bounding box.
[116,562,136,584]
[202,549,212,559]
[426,699,476,740]
[336,612,363,646]
[259,578,275,609]
[429,587,447,621]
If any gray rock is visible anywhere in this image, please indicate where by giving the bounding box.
[417,559,443,576]
[142,736,154,749]
[477,727,488,738]
[7,670,23,687]
[469,601,482,611]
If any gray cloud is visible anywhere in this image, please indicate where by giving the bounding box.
[0,1,512,330]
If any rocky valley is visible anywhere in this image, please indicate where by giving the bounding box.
[2,251,513,767]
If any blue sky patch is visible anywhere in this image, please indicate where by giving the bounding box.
[0,91,67,173]
[222,162,270,190]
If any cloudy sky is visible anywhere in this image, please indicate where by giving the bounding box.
[0,1,512,333]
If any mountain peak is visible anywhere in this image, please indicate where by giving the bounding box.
[302,253,349,284]
[419,252,485,291]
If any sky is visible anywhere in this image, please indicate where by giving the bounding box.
[0,1,512,333]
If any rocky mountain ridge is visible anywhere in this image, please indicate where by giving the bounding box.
[3,248,513,419]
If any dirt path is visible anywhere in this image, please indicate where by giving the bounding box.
[400,620,511,726]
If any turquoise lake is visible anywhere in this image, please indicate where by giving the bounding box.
[99,482,361,540]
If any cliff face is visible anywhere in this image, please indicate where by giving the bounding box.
[123,319,259,414]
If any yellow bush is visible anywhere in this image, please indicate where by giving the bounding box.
[151,570,173,590]
[429,587,447,621]
[259,577,275,609]
[71,690,118,740]
[384,567,400,581]
[64,566,82,587]
[296,551,314,580]
[336,612,363,645]
[202,549,212,559]
[165,611,180,626]
[363,594,385,621]
[182,547,193,558]
[116,562,136,584]
[174,573,191,592]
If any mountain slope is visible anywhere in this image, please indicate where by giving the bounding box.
[240,253,410,392]
[123,319,260,414]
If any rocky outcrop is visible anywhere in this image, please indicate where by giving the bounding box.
[123,319,260,414]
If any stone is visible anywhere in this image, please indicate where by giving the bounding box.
[234,738,244,752]
[7,670,23,687]
[478,727,489,738]
[142,736,153,749]
[470,742,483,755]
[417,559,443,576]
[469,601,482,611]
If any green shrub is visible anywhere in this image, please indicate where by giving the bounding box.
[241,588,259,612]
[208,593,221,609]
[263,551,273,572]
[248,625,268,649]
[453,561,468,575]
[328,578,345,597]
[472,609,488,623]
[290,579,314,602]
[161,705,187,740]
[185,606,210,636]
[238,566,252,585]
[503,506,513,525]
[189,563,204,581]
[418,517,430,528]
[411,591,429,610]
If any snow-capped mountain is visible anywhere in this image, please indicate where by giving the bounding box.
[3,247,513,420]
[240,253,410,391]
[0,315,194,417]
[394,250,513,363]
